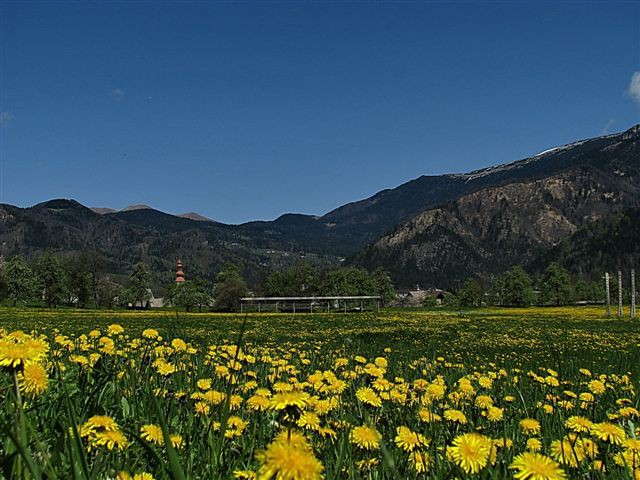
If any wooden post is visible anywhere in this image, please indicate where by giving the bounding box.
[258,302,261,313]
[275,302,278,313]
[377,300,380,313]
[327,301,330,313]
[344,301,347,313]
[605,273,611,317]
[240,302,243,314]
[631,269,636,320]
[618,270,623,319]
[310,302,313,313]
[293,302,296,313]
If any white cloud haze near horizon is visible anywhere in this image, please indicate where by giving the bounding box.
[111,88,124,101]
[629,72,640,105]
[0,111,14,126]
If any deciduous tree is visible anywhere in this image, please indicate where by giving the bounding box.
[35,251,69,308]
[213,263,248,312]
[5,256,37,306]
[128,261,152,308]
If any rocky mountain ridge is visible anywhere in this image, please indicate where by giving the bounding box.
[1,124,638,287]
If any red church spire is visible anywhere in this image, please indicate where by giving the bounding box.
[175,259,185,283]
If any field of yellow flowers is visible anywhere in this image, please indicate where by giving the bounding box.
[1,306,639,479]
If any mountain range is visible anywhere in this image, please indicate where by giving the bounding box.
[1,124,638,288]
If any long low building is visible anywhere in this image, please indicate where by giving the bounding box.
[240,296,381,313]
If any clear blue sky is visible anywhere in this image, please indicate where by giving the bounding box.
[1,1,638,223]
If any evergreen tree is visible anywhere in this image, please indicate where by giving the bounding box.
[35,251,69,308]
[128,261,152,308]
[5,256,37,306]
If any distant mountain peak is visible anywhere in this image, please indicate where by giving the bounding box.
[178,212,215,222]
[91,207,117,215]
[35,199,88,210]
[121,204,153,212]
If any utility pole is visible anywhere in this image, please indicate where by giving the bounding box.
[605,273,611,317]
[631,269,636,320]
[618,270,623,319]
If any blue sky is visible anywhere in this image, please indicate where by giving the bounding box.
[1,1,639,223]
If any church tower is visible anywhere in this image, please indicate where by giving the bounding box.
[175,259,185,283]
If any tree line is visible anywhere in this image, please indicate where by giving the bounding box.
[0,252,395,312]
[446,263,609,308]
[0,250,619,311]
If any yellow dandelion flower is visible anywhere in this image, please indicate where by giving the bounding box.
[83,415,119,434]
[233,470,257,479]
[520,418,541,435]
[448,433,492,474]
[93,430,128,450]
[426,382,447,400]
[591,422,626,445]
[550,438,585,467]
[256,438,323,480]
[0,339,44,368]
[269,391,309,411]
[619,407,639,418]
[355,387,382,408]
[418,408,441,423]
[374,357,388,368]
[526,438,543,452]
[197,378,212,390]
[395,426,428,452]
[155,361,176,376]
[18,363,48,396]
[624,438,640,453]
[485,406,504,422]
[565,416,593,433]
[297,412,321,431]
[588,380,606,395]
[107,324,124,335]
[194,401,210,415]
[580,438,599,459]
[475,395,494,409]
[140,424,164,445]
[170,434,184,449]
[355,458,379,471]
[248,394,271,411]
[409,450,430,473]
[350,425,381,450]
[203,390,226,405]
[133,474,155,480]
[171,338,187,351]
[444,409,467,425]
[510,452,566,480]
[142,329,159,339]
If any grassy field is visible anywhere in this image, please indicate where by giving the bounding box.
[1,306,639,478]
